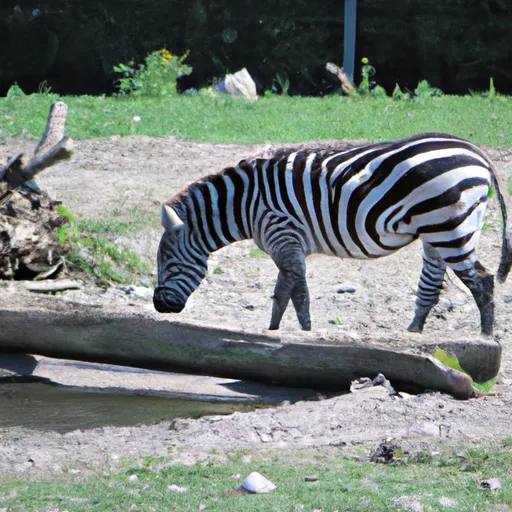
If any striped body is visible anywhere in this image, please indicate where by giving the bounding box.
[154,133,511,335]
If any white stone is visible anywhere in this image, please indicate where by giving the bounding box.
[128,474,139,483]
[168,484,188,493]
[241,472,276,494]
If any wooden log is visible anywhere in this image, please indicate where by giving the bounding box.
[0,293,502,399]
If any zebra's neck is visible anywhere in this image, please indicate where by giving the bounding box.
[173,163,258,254]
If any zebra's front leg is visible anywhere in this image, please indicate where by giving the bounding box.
[269,245,310,331]
[408,242,447,333]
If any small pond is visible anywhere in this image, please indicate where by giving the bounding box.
[0,379,266,434]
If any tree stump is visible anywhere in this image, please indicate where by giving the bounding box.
[0,101,74,280]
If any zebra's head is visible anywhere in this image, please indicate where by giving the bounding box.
[153,203,208,314]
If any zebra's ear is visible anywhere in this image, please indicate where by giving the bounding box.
[161,204,184,232]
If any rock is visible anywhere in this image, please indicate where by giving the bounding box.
[168,484,188,493]
[336,286,356,293]
[350,377,373,391]
[369,444,404,464]
[118,285,153,300]
[480,478,502,490]
[128,474,139,484]
[240,472,276,494]
[438,497,458,508]
[304,475,318,482]
[214,68,258,101]
[392,495,423,512]
[407,422,440,437]
[373,373,397,396]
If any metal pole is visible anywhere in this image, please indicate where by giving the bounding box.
[343,0,357,81]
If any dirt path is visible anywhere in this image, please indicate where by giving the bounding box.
[1,136,512,477]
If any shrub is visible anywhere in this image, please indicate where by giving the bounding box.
[114,49,192,97]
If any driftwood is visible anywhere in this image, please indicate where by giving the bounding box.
[0,293,502,399]
[325,62,355,94]
[0,102,74,279]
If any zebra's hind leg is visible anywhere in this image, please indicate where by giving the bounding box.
[269,245,310,331]
[408,243,447,333]
[291,278,311,331]
[453,261,494,336]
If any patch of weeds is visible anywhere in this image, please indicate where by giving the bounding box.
[213,266,224,275]
[482,222,491,232]
[508,176,512,197]
[57,205,151,285]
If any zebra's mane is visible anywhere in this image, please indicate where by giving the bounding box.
[167,132,487,209]
[168,165,243,208]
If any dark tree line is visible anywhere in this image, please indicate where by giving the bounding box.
[1,1,511,96]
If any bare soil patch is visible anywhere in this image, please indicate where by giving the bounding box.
[1,136,512,477]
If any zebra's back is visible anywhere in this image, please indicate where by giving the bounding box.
[252,133,492,260]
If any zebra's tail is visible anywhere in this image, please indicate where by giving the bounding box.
[490,165,512,283]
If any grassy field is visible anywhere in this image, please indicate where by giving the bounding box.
[0,443,510,511]
[1,90,511,147]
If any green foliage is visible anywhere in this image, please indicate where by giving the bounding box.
[488,77,497,99]
[392,84,407,101]
[113,48,192,97]
[414,79,443,98]
[213,266,224,275]
[433,349,496,393]
[57,206,150,285]
[6,83,26,99]
[358,57,376,96]
[273,72,290,95]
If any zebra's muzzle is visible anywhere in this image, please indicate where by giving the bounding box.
[153,288,185,313]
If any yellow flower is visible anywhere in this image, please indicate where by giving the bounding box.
[161,48,172,60]
[361,57,369,64]
[128,59,135,66]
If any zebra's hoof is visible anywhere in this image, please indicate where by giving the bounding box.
[407,324,423,334]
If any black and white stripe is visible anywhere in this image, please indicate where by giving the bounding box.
[154,133,511,335]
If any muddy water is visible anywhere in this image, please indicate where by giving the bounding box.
[0,380,263,433]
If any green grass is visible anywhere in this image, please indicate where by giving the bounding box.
[0,444,510,511]
[1,91,512,146]
[57,206,152,285]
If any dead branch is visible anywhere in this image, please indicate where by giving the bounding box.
[0,101,74,198]
[33,101,69,156]
[326,62,356,94]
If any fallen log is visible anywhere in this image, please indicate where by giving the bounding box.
[0,292,502,399]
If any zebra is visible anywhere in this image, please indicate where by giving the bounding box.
[153,133,512,336]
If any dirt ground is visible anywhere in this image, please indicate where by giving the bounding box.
[1,135,512,477]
